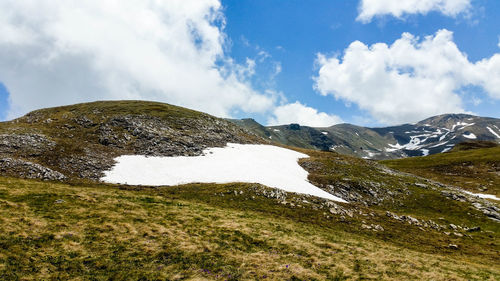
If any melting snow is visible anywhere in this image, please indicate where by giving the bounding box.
[363,150,378,159]
[487,127,500,139]
[441,147,452,153]
[430,141,449,148]
[102,143,347,202]
[451,122,474,132]
[463,191,500,201]
[387,142,405,152]
[421,149,429,156]
[439,132,449,141]
[463,133,477,139]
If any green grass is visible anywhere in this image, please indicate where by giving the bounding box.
[381,146,500,196]
[1,103,499,279]
[0,176,498,280]
[0,100,263,179]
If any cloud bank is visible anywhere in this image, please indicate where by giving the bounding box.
[268,102,342,127]
[357,0,471,23]
[314,29,500,125]
[0,0,276,119]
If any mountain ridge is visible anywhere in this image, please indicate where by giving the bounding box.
[230,113,500,159]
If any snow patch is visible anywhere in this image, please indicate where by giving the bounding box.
[451,122,474,132]
[463,133,477,139]
[363,150,378,159]
[102,143,347,202]
[463,191,500,201]
[321,131,328,135]
[441,147,452,153]
[487,127,500,139]
[439,132,449,141]
[273,129,280,132]
[430,141,448,148]
[421,149,429,156]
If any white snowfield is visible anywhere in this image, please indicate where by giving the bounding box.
[102,143,347,203]
[463,132,477,139]
[463,191,500,201]
[487,126,500,139]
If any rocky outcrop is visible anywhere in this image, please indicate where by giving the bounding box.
[0,101,266,181]
[98,115,260,157]
[0,133,56,156]
[0,158,66,181]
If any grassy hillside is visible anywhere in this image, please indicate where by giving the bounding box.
[1,102,499,280]
[0,101,263,180]
[1,144,499,280]
[381,142,500,196]
[0,177,498,280]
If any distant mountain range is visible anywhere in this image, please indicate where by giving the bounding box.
[230,114,500,159]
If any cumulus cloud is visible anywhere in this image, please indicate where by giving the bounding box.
[0,0,276,119]
[357,0,471,23]
[268,102,343,127]
[314,29,500,124]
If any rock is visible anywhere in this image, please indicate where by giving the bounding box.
[329,208,339,215]
[449,224,458,230]
[466,226,481,232]
[447,244,459,250]
[0,133,56,156]
[361,224,372,230]
[0,158,66,181]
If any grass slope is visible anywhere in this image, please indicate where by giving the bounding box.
[0,101,263,180]
[381,143,500,196]
[0,177,498,280]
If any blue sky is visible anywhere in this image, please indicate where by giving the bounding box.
[221,0,500,125]
[0,0,499,126]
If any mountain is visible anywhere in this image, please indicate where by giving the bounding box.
[0,101,263,181]
[230,113,500,159]
[0,101,499,279]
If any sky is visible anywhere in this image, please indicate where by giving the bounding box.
[0,0,499,126]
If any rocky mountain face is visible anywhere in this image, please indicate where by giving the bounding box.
[0,101,264,181]
[230,113,500,159]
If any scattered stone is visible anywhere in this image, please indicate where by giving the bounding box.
[466,226,481,232]
[0,133,56,156]
[0,158,67,181]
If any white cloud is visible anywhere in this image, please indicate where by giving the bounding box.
[357,0,471,23]
[0,0,276,119]
[268,102,342,127]
[314,29,500,125]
